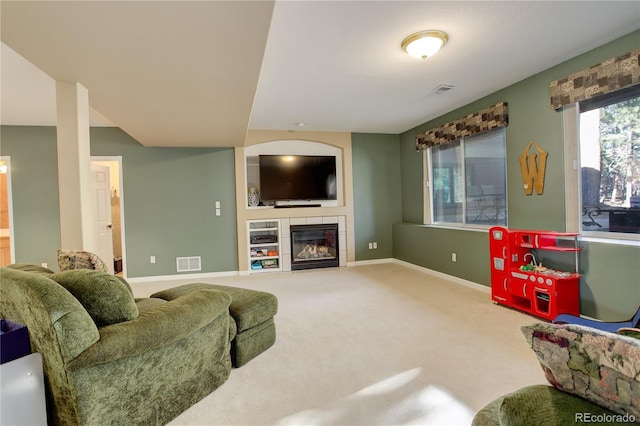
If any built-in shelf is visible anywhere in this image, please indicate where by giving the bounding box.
[248,220,281,273]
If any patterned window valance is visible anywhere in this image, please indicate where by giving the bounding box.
[415,102,508,151]
[549,48,640,110]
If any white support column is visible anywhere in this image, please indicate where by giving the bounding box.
[56,81,94,250]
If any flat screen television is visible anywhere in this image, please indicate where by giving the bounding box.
[259,155,337,202]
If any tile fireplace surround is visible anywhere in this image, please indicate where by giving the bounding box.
[281,216,347,272]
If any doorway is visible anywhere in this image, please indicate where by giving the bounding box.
[91,157,126,277]
[0,157,15,266]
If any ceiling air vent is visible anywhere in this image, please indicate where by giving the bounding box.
[431,84,455,94]
[176,256,201,272]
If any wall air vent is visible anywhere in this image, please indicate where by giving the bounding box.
[176,256,201,272]
[431,84,455,94]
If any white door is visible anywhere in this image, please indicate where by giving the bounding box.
[91,164,114,273]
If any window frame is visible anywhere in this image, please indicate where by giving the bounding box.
[423,127,507,229]
[563,96,640,245]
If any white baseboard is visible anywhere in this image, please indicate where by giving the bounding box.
[126,270,239,283]
[124,259,490,296]
[392,259,490,294]
[352,258,394,266]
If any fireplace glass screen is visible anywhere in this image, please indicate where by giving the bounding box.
[290,224,339,270]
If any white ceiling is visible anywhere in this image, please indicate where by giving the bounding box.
[1,1,639,147]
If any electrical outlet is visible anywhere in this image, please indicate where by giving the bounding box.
[451,253,457,262]
[373,242,378,249]
[368,242,373,249]
[41,262,48,268]
[150,256,156,264]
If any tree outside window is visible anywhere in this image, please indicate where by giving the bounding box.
[580,95,640,234]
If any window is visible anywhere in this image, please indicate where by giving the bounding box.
[578,89,640,237]
[425,128,507,226]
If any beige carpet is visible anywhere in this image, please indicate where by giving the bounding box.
[131,262,547,426]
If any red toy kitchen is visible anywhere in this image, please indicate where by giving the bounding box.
[489,226,581,321]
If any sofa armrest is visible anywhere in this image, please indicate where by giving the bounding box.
[66,289,231,371]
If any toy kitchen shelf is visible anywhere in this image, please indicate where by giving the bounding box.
[489,226,581,321]
[247,219,282,273]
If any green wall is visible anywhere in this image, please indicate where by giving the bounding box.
[1,125,400,276]
[90,128,238,277]
[352,133,402,260]
[0,126,238,277]
[393,225,490,285]
[1,126,61,269]
[395,30,640,321]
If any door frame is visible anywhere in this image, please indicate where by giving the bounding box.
[90,156,127,278]
[0,156,16,265]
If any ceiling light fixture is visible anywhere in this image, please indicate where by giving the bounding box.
[401,30,448,59]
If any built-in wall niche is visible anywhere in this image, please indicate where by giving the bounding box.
[245,140,343,208]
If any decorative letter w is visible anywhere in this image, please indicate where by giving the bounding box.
[519,141,547,195]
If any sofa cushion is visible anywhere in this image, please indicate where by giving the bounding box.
[212,285,278,333]
[6,263,55,274]
[57,249,110,273]
[50,270,138,327]
[135,297,167,314]
[522,322,640,419]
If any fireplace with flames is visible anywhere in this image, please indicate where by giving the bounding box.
[290,224,339,270]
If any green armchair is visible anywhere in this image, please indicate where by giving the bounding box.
[0,266,234,425]
[472,322,640,425]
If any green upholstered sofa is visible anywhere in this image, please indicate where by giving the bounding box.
[473,322,640,425]
[0,265,234,425]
